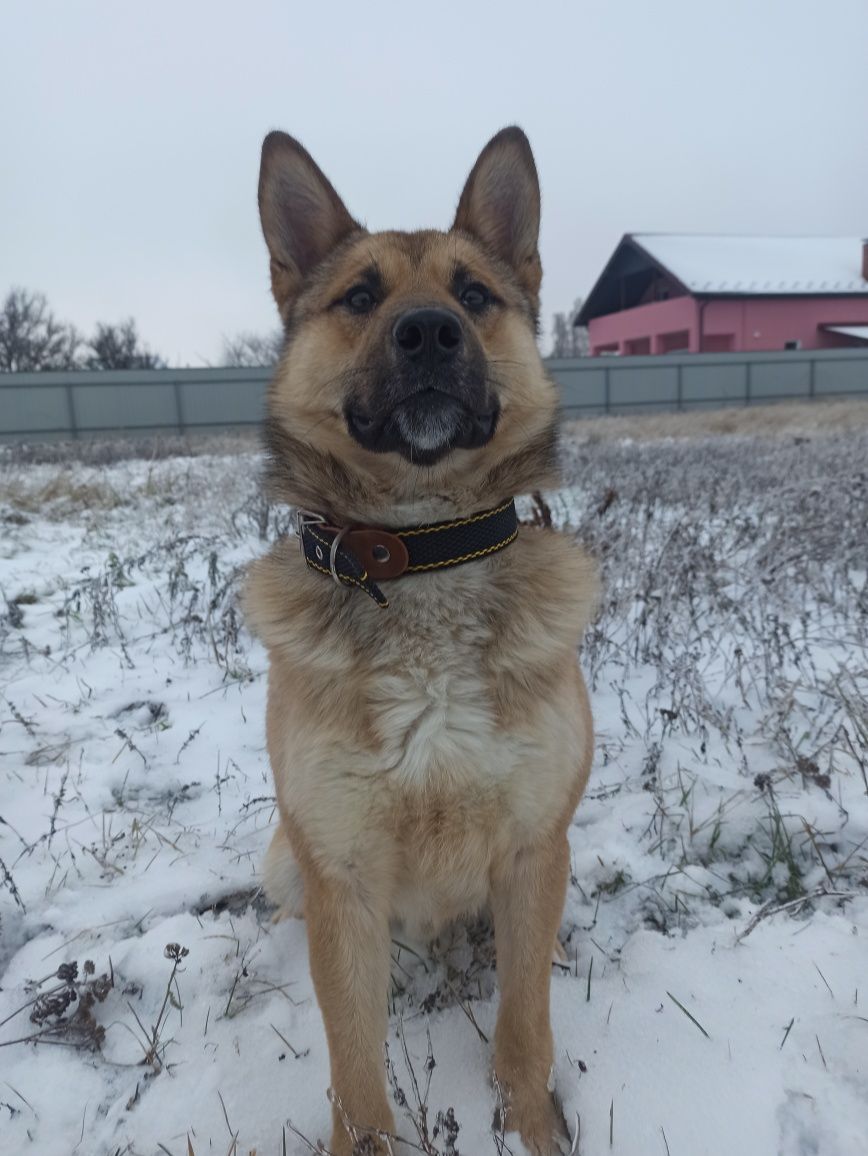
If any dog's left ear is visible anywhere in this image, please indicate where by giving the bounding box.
[259,131,362,318]
[452,127,542,316]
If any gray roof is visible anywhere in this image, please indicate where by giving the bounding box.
[630,233,868,295]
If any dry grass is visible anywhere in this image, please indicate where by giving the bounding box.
[0,447,272,527]
[0,474,125,515]
[0,429,260,468]
[554,426,868,932]
[0,959,114,1052]
[564,396,868,442]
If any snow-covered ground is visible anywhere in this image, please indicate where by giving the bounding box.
[1,424,866,1156]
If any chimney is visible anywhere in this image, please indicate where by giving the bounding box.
[863,239,868,281]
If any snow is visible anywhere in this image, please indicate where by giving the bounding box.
[632,234,868,295]
[1,428,867,1156]
[823,325,868,341]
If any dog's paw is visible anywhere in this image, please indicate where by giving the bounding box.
[496,1089,573,1156]
[329,1127,398,1156]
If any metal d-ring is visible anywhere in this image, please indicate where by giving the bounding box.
[329,525,351,586]
[295,508,325,556]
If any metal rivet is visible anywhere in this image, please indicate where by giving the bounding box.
[315,546,324,561]
[372,544,391,564]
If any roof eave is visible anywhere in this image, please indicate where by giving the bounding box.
[574,233,631,326]
[575,234,692,325]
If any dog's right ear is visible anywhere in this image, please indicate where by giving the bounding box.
[258,132,361,317]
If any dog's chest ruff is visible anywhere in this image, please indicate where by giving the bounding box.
[369,629,515,790]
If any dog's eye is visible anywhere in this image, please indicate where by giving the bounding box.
[459,283,490,312]
[344,286,377,314]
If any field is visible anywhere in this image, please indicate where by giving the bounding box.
[1,406,867,1156]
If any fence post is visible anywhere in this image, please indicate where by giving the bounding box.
[809,357,816,399]
[676,363,683,411]
[65,382,78,439]
[745,362,752,406]
[173,379,185,435]
[604,367,610,414]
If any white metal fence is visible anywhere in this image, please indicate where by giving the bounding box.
[550,347,868,417]
[1,349,867,442]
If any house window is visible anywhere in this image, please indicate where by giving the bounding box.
[659,330,690,353]
[625,337,651,356]
[784,340,801,351]
[701,334,734,353]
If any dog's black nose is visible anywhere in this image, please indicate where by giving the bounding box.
[393,308,463,364]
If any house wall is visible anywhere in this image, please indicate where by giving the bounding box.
[588,295,868,355]
[588,297,699,355]
[707,297,868,350]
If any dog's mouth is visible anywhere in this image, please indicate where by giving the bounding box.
[346,389,499,465]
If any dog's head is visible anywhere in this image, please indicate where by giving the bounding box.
[258,127,559,520]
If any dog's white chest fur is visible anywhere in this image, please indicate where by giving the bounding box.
[369,633,516,790]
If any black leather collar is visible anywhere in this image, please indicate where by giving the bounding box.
[296,498,518,608]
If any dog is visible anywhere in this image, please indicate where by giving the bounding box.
[245,126,598,1155]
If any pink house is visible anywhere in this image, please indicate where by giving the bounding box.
[576,235,868,355]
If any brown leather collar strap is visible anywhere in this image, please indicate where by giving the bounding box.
[324,527,410,580]
[296,498,519,609]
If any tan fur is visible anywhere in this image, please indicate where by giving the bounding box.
[246,127,598,1155]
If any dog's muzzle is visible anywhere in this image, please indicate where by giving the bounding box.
[346,388,499,465]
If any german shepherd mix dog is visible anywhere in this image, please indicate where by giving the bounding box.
[246,127,597,1155]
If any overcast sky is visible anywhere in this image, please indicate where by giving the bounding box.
[3,0,868,364]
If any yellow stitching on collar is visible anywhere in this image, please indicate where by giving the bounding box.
[404,528,518,572]
[397,498,514,538]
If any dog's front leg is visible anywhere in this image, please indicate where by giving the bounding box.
[305,867,395,1155]
[491,834,571,1156]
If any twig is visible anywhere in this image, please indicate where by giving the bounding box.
[735,886,856,943]
[666,991,710,1039]
[443,980,489,1043]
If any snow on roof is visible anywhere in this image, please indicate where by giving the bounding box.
[823,324,868,341]
[632,234,868,295]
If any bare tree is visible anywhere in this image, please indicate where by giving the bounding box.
[0,287,80,372]
[84,319,164,370]
[549,298,590,359]
[570,296,590,358]
[222,329,284,367]
[550,312,572,358]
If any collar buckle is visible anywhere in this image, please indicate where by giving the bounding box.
[329,526,351,586]
[294,508,326,555]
